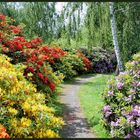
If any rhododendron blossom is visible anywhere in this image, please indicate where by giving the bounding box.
[0,125,10,138]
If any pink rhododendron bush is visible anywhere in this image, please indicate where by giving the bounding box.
[102,52,140,138]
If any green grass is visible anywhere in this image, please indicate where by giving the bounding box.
[78,74,114,138]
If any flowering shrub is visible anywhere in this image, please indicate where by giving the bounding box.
[62,48,92,72]
[79,47,117,73]
[53,52,91,80]
[0,14,65,93]
[0,54,64,138]
[23,46,65,93]
[102,52,140,138]
[76,50,92,71]
[52,48,92,79]
[53,54,79,80]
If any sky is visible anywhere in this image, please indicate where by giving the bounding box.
[56,2,87,24]
[14,2,67,12]
[14,2,87,15]
[55,2,67,13]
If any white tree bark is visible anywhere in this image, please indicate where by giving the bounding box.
[109,2,124,72]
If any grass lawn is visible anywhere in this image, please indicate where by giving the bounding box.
[78,74,114,138]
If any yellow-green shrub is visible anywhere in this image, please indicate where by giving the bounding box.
[0,54,64,138]
[53,53,85,80]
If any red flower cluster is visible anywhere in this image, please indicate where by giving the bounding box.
[38,46,66,63]
[3,36,42,53]
[5,37,25,51]
[8,25,21,34]
[0,14,6,27]
[0,14,5,21]
[38,72,43,80]
[0,125,10,138]
[21,43,66,91]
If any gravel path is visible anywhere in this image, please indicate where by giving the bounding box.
[59,75,96,138]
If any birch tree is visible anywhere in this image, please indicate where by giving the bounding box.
[109,2,124,73]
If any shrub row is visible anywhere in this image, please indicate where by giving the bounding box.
[0,14,92,137]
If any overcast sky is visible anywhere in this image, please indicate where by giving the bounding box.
[55,2,67,13]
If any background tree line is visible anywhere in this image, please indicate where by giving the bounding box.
[0,2,140,64]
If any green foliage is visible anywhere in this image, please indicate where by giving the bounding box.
[115,2,140,63]
[85,3,112,49]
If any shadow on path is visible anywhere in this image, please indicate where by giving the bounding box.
[60,104,93,138]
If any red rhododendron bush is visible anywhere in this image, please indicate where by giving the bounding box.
[0,14,66,95]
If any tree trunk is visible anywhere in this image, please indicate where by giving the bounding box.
[109,2,124,73]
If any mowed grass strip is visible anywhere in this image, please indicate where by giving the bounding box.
[78,74,114,138]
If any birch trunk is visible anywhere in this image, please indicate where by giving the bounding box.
[109,2,124,72]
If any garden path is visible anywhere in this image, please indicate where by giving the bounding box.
[59,75,96,138]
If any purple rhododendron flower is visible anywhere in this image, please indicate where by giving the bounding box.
[125,95,133,102]
[103,105,111,113]
[108,91,114,96]
[111,121,116,127]
[137,82,140,87]
[127,115,133,124]
[103,105,112,117]
[117,82,124,89]
[130,120,135,126]
[105,111,112,117]
[132,108,138,116]
[111,119,120,127]
[125,134,132,138]
[108,64,113,69]
[137,118,140,126]
[120,72,126,76]
[131,105,140,117]
[134,128,140,137]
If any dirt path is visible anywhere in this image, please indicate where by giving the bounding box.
[59,75,96,138]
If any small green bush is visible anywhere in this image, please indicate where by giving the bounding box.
[53,53,84,80]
